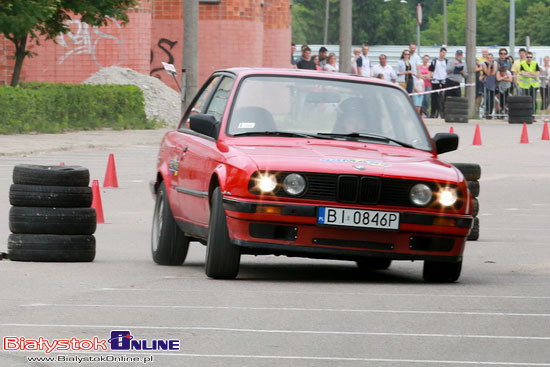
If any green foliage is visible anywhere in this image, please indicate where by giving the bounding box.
[0,83,154,134]
[516,2,550,45]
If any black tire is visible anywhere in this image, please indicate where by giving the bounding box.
[13,164,90,187]
[151,182,190,265]
[508,116,532,124]
[9,184,92,208]
[445,102,468,110]
[423,260,462,282]
[8,234,95,262]
[507,96,532,104]
[356,258,392,271]
[508,103,533,110]
[451,163,481,181]
[445,114,468,123]
[205,187,241,279]
[468,180,480,197]
[468,217,480,241]
[9,207,96,235]
[444,108,468,115]
[508,108,533,117]
[472,198,479,217]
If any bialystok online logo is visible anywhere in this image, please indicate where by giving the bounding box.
[3,330,180,354]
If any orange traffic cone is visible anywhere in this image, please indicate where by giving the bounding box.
[449,126,455,134]
[520,122,529,144]
[542,120,549,141]
[103,153,119,188]
[472,124,482,146]
[91,179,105,223]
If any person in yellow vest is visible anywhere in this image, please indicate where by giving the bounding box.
[519,51,540,116]
[511,48,527,92]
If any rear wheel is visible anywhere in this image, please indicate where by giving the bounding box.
[423,260,462,282]
[205,187,241,279]
[151,182,189,265]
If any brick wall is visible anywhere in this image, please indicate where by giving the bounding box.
[0,0,290,89]
[0,35,16,85]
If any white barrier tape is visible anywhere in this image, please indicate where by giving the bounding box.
[409,83,475,96]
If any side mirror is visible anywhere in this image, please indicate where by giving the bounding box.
[189,114,220,139]
[432,133,458,154]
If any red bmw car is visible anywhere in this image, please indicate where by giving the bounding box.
[150,68,473,282]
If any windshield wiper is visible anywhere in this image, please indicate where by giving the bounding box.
[318,132,416,149]
[233,131,329,139]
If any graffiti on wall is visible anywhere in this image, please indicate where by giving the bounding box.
[57,17,125,68]
[150,38,178,79]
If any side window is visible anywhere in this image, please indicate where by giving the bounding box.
[205,77,235,122]
[180,76,220,130]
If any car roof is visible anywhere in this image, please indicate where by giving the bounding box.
[215,67,400,88]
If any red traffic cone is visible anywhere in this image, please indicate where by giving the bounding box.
[472,124,482,146]
[91,180,105,223]
[449,126,455,134]
[60,162,65,166]
[520,122,529,144]
[542,120,550,141]
[103,153,119,188]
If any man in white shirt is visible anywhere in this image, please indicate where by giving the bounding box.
[409,43,422,70]
[372,54,397,83]
[428,47,448,118]
[357,44,371,77]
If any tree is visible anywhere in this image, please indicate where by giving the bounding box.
[516,2,550,45]
[0,0,137,87]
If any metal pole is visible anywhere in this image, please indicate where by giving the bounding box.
[509,0,515,57]
[417,24,421,56]
[466,0,476,118]
[182,0,199,115]
[443,0,447,45]
[339,0,352,73]
[323,0,329,45]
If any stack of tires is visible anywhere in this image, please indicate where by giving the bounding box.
[444,97,469,123]
[452,163,480,241]
[507,96,533,124]
[8,165,97,262]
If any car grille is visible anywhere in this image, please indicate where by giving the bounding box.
[277,172,462,209]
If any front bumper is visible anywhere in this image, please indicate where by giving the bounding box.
[223,197,473,262]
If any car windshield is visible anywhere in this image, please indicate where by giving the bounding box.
[227,75,432,151]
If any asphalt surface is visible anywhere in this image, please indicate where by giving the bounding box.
[1,119,550,366]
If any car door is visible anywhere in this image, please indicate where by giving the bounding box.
[177,75,235,227]
[170,75,221,222]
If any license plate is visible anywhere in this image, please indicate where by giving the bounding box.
[317,207,399,230]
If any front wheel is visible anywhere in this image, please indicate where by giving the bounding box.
[205,187,240,279]
[423,260,462,283]
[151,182,189,265]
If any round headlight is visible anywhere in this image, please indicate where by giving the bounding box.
[439,187,458,207]
[282,173,306,196]
[410,183,433,206]
[258,174,277,193]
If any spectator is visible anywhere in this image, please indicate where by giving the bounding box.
[350,48,361,75]
[312,55,321,71]
[445,49,467,98]
[372,54,397,83]
[358,44,371,77]
[291,43,297,66]
[476,48,488,112]
[511,48,527,92]
[409,43,422,70]
[497,48,511,70]
[540,56,550,115]
[323,54,339,72]
[496,65,513,118]
[419,55,432,117]
[412,77,425,116]
[296,47,316,70]
[397,49,416,93]
[518,51,540,116]
[318,47,328,69]
[429,47,448,118]
[482,53,498,119]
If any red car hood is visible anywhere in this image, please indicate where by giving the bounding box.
[231,139,459,183]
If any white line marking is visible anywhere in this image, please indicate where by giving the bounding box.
[95,288,550,300]
[20,303,550,317]
[1,323,549,340]
[4,349,550,365]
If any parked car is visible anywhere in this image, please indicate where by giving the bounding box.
[150,68,473,282]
